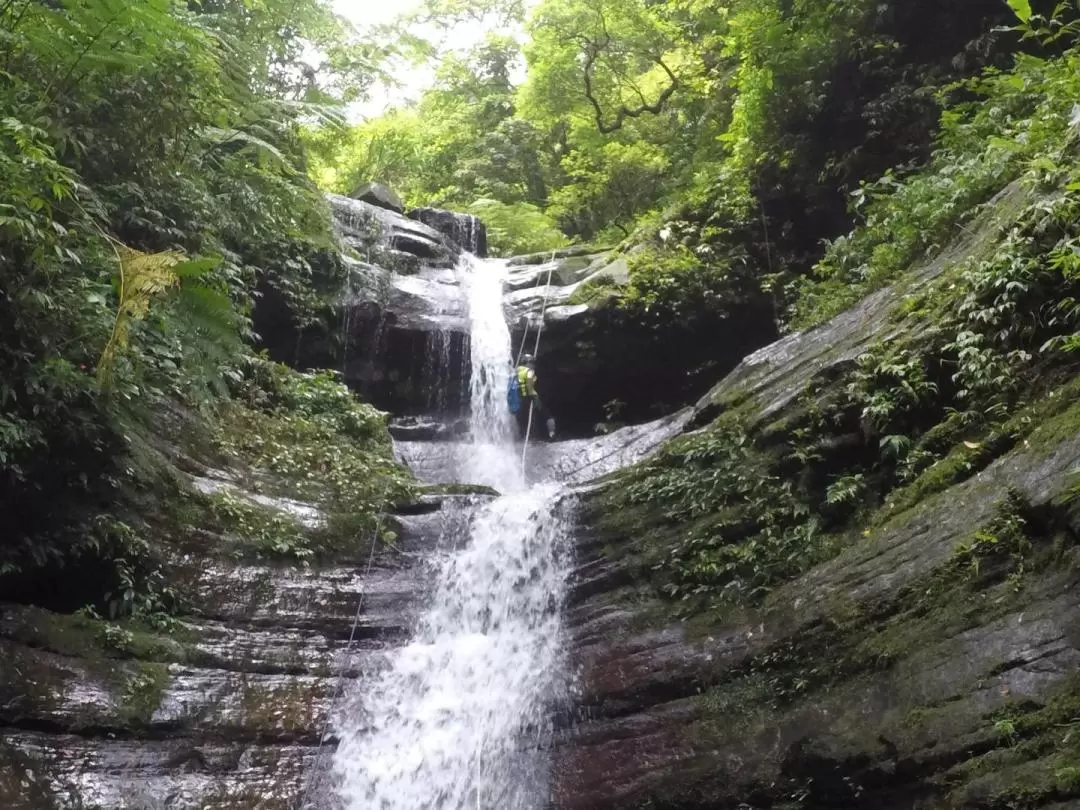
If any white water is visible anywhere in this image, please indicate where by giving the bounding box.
[331,255,572,810]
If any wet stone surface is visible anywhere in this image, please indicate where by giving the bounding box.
[549,185,1080,808]
[0,472,470,809]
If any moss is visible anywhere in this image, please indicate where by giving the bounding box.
[567,272,622,306]
[1024,393,1080,450]
[695,673,777,735]
[876,443,992,524]
[871,375,1080,527]
[117,661,170,726]
[1,607,196,666]
[945,673,1080,807]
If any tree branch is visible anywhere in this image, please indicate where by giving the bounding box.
[580,35,679,135]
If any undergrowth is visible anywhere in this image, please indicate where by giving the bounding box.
[207,356,414,557]
[793,23,1080,328]
[593,11,1080,612]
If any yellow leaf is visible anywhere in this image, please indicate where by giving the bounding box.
[98,242,184,384]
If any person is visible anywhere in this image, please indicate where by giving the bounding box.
[513,354,556,441]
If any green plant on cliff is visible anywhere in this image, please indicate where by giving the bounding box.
[216,357,414,545]
[795,12,1080,328]
[0,0,377,613]
[606,419,826,605]
[202,491,314,562]
[950,490,1034,587]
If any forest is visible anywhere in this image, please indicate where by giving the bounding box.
[3,0,1080,622]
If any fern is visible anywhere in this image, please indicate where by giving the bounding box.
[97,243,183,384]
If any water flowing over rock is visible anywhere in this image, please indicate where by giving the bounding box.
[324,195,474,415]
[330,255,575,809]
[503,248,775,436]
[408,207,488,258]
[11,180,1080,810]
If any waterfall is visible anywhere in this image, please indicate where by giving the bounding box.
[331,254,572,810]
[459,255,521,491]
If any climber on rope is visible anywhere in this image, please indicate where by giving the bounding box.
[507,354,556,441]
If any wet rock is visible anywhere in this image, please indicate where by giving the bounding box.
[330,194,459,270]
[553,183,1080,807]
[389,416,470,442]
[297,197,475,415]
[525,409,693,486]
[503,248,777,436]
[0,474,469,808]
[1,732,318,810]
[557,427,1080,806]
[349,181,404,214]
[407,207,487,257]
[508,246,614,267]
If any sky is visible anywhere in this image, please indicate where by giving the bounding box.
[331,0,531,120]
[331,0,490,119]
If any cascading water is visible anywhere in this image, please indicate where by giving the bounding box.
[331,253,573,809]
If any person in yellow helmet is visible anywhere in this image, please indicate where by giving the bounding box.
[514,354,555,441]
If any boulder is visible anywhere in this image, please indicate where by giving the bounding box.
[330,194,459,270]
[349,181,404,213]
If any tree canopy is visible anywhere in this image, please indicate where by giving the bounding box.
[319,0,1014,260]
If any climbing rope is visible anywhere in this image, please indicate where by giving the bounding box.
[519,252,558,475]
[296,512,386,810]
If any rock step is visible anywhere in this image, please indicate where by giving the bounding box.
[1,731,320,810]
[1,642,366,741]
[170,558,421,632]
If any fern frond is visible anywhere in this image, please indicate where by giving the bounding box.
[98,243,182,385]
[200,126,294,171]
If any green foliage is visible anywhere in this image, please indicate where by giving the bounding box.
[203,491,314,562]
[0,0,370,610]
[951,491,1033,587]
[468,198,568,256]
[218,358,415,540]
[610,419,825,604]
[621,242,754,324]
[322,0,1003,272]
[846,345,940,444]
[794,44,1080,328]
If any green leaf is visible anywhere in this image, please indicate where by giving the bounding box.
[1006,0,1032,22]
[171,256,222,278]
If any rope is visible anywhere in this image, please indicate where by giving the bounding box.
[513,253,554,367]
[518,252,558,476]
[520,399,535,476]
[296,513,385,810]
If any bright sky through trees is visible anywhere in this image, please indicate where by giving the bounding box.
[333,0,502,117]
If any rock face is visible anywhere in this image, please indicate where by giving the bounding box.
[0,411,693,810]
[0,462,488,810]
[557,435,1080,807]
[407,207,487,258]
[504,249,776,437]
[550,183,1080,808]
[256,195,481,418]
